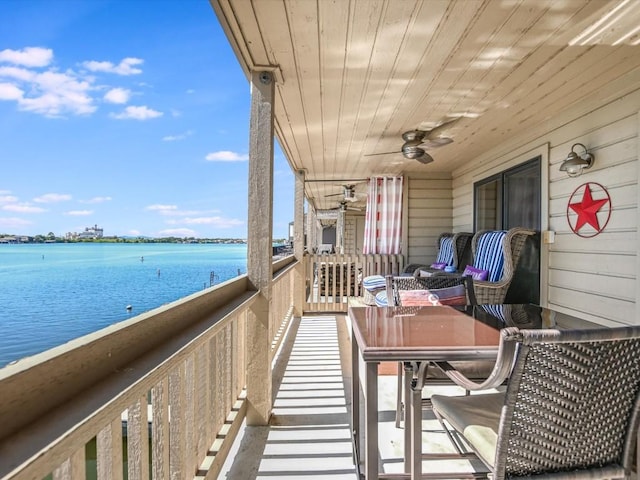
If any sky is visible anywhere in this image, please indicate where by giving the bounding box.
[0,0,294,240]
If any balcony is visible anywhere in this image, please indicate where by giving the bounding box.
[0,255,406,479]
[0,254,486,479]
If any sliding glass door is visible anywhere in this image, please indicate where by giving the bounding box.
[474,157,541,303]
[474,158,540,231]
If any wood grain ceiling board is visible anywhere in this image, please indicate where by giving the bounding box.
[335,1,387,179]
[250,1,312,173]
[340,1,426,177]
[211,0,640,211]
[318,0,351,180]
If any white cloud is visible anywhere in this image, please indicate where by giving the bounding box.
[0,66,35,81]
[82,57,143,76]
[33,193,72,203]
[0,82,23,100]
[103,88,131,104]
[0,194,18,203]
[82,196,112,204]
[0,47,53,67]
[110,105,163,120]
[169,216,244,228]
[205,151,248,162]
[3,204,46,213]
[146,204,177,213]
[158,228,197,237]
[128,229,141,236]
[162,130,193,141]
[0,217,33,228]
[65,210,93,216]
[0,51,152,118]
[0,66,95,116]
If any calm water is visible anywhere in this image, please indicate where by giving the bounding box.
[0,243,247,367]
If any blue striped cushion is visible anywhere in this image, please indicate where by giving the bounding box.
[375,290,388,306]
[474,231,507,282]
[435,237,455,266]
[481,304,506,322]
[363,275,385,291]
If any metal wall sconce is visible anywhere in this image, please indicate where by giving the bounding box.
[559,143,594,177]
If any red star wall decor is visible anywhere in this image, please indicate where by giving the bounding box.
[566,182,611,238]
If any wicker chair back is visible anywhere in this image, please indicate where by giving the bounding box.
[432,326,640,480]
[385,274,477,307]
[496,327,640,479]
[470,227,535,304]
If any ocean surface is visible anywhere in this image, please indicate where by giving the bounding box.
[0,243,248,368]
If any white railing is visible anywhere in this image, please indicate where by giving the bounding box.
[271,256,296,358]
[0,257,298,480]
[304,253,404,312]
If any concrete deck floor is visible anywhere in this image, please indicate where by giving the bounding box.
[216,314,488,479]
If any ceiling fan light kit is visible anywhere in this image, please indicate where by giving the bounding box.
[401,144,426,159]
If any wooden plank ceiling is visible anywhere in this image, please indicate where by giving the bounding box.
[211,0,640,210]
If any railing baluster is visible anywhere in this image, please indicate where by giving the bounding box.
[97,417,124,480]
[194,346,208,463]
[126,395,149,480]
[184,355,196,477]
[52,447,85,480]
[169,366,185,479]
[214,330,225,435]
[151,379,169,480]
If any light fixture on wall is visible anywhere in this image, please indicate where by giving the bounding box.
[559,143,595,177]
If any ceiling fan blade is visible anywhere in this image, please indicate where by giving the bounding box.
[364,150,401,157]
[415,152,434,164]
[424,117,462,140]
[422,137,454,149]
[325,193,344,197]
[339,201,364,212]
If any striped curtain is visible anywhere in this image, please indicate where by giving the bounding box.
[363,177,403,254]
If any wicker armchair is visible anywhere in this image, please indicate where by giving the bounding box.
[414,232,474,276]
[431,325,640,479]
[468,227,535,304]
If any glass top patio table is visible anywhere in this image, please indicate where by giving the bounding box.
[348,303,603,480]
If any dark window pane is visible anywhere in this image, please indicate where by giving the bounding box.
[475,177,501,230]
[504,161,541,230]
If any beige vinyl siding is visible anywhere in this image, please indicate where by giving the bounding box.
[342,214,365,255]
[405,174,453,265]
[452,88,640,327]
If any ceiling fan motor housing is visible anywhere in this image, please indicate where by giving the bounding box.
[402,144,426,159]
[343,185,357,201]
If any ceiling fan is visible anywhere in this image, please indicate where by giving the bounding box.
[339,201,364,212]
[325,184,359,202]
[365,117,460,164]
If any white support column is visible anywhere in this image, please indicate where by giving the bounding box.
[307,205,318,252]
[246,69,275,425]
[294,170,305,316]
[336,204,345,254]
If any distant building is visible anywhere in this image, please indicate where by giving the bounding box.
[0,236,30,244]
[67,224,104,240]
